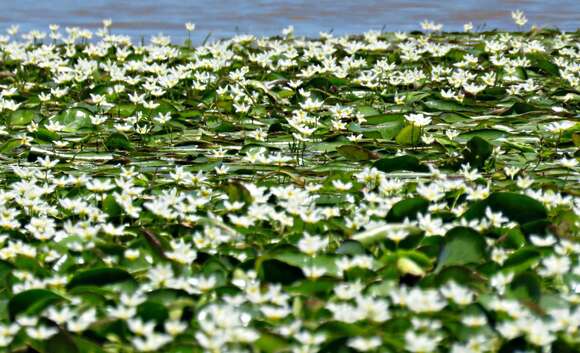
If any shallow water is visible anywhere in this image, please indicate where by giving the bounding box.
[0,0,578,43]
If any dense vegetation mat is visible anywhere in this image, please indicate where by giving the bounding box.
[0,22,578,353]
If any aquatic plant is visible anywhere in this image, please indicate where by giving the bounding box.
[0,14,578,353]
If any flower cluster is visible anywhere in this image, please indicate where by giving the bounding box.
[0,13,578,353]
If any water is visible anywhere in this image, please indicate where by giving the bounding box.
[0,0,577,43]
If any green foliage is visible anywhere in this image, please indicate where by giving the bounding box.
[0,21,577,353]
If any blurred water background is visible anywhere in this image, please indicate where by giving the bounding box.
[0,0,577,43]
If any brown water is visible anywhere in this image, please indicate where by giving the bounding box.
[0,0,578,43]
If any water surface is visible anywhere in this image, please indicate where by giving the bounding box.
[0,0,577,43]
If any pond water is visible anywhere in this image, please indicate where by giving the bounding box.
[0,0,577,43]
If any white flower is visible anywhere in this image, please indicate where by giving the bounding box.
[463,82,486,95]
[295,331,326,346]
[490,273,514,294]
[132,333,172,351]
[462,315,487,327]
[406,288,446,313]
[546,121,575,133]
[420,20,443,32]
[485,207,508,227]
[154,112,172,125]
[297,233,328,255]
[0,323,19,347]
[67,308,97,333]
[332,180,353,191]
[303,265,327,279]
[445,129,460,140]
[417,213,446,236]
[387,229,409,243]
[440,281,475,305]
[524,320,556,346]
[422,133,435,144]
[504,166,520,179]
[540,255,571,277]
[397,257,425,276]
[511,10,528,27]
[124,248,140,260]
[120,292,147,307]
[16,315,38,327]
[45,306,74,324]
[404,113,431,127]
[405,331,441,352]
[282,25,294,36]
[107,305,136,320]
[164,320,187,336]
[558,157,578,169]
[26,325,58,340]
[347,134,364,142]
[516,176,534,189]
[128,318,156,336]
[416,183,444,202]
[530,234,557,247]
[260,305,291,320]
[348,336,382,351]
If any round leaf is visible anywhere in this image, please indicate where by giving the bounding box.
[436,227,487,271]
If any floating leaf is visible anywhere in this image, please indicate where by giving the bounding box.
[336,240,366,255]
[8,289,64,319]
[373,155,429,173]
[46,332,80,353]
[9,109,38,126]
[111,103,137,117]
[509,271,542,302]
[271,251,340,277]
[254,333,290,353]
[52,107,93,132]
[137,301,169,324]
[0,139,23,154]
[464,192,548,225]
[365,113,404,125]
[259,259,305,285]
[67,268,134,289]
[503,102,542,115]
[104,132,133,151]
[457,129,507,142]
[222,181,253,204]
[395,125,421,145]
[528,53,559,76]
[502,247,542,273]
[424,99,482,112]
[337,144,378,161]
[386,197,429,222]
[436,227,487,271]
[463,136,492,169]
[287,278,337,296]
[102,194,122,218]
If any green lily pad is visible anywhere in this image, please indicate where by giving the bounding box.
[52,107,94,132]
[463,192,548,225]
[386,197,429,222]
[337,144,378,161]
[373,155,429,173]
[436,227,487,271]
[463,136,492,169]
[9,289,64,319]
[67,268,135,289]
